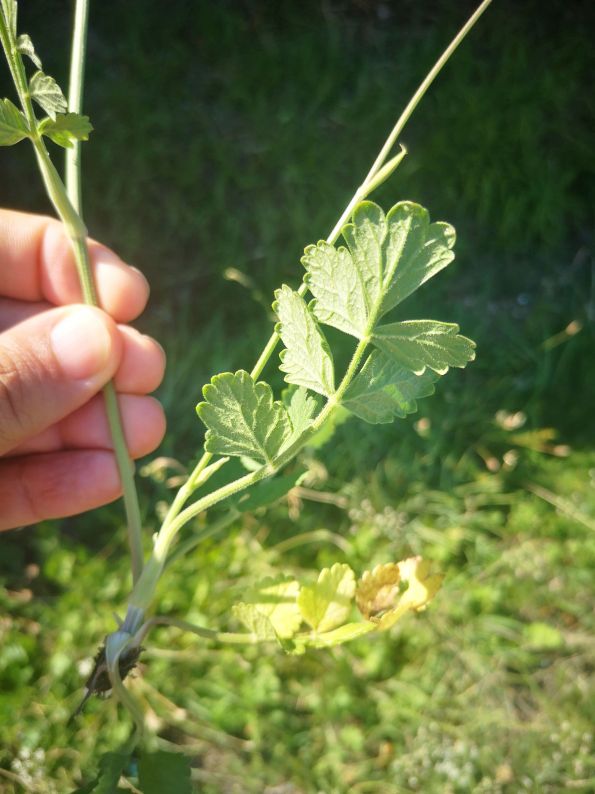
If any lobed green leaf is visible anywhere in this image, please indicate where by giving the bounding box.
[284,386,319,444]
[16,33,42,69]
[303,201,456,339]
[373,319,476,375]
[297,562,356,633]
[380,202,455,316]
[39,112,93,148]
[342,351,437,423]
[0,97,29,145]
[29,70,67,119]
[197,370,292,465]
[234,577,301,639]
[274,285,335,397]
[302,240,369,338]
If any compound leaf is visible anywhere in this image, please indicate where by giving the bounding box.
[197,370,291,465]
[17,33,42,69]
[234,577,301,639]
[297,563,355,633]
[342,351,437,423]
[373,320,476,375]
[39,112,93,148]
[29,70,67,119]
[0,97,29,145]
[138,751,192,794]
[274,285,335,397]
[303,239,369,338]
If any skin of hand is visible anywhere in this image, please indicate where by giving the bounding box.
[0,209,166,530]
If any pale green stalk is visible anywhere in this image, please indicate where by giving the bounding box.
[64,0,144,583]
[0,4,144,583]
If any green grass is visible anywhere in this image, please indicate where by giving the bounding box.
[1,1,594,792]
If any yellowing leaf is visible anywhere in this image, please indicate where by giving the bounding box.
[356,557,442,631]
[355,562,401,619]
[297,563,355,632]
[236,577,302,639]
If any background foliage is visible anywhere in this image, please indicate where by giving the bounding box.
[1,1,594,791]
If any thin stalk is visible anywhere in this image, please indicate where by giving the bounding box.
[156,0,493,531]
[133,616,254,648]
[1,8,144,584]
[63,0,144,582]
[65,0,90,210]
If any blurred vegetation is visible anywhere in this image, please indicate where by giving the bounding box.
[1,1,594,792]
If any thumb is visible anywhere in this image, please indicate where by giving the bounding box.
[0,305,122,455]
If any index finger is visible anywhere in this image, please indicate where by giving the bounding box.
[0,209,150,323]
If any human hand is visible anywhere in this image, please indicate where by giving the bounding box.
[0,209,166,530]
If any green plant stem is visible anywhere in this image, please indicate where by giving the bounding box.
[0,7,145,584]
[133,616,255,647]
[154,0,493,538]
[65,0,90,211]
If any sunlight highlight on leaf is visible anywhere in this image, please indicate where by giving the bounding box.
[297,562,356,632]
[197,370,292,464]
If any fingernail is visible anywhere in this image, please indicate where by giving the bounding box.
[51,307,112,380]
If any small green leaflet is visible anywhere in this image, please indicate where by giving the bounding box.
[380,203,455,316]
[39,112,93,148]
[0,0,17,39]
[297,563,355,633]
[234,577,302,640]
[285,386,319,443]
[138,751,192,794]
[17,33,42,69]
[274,285,335,397]
[343,351,437,424]
[303,201,455,339]
[29,70,67,119]
[373,320,476,375]
[0,97,29,145]
[197,370,291,465]
[302,240,368,338]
